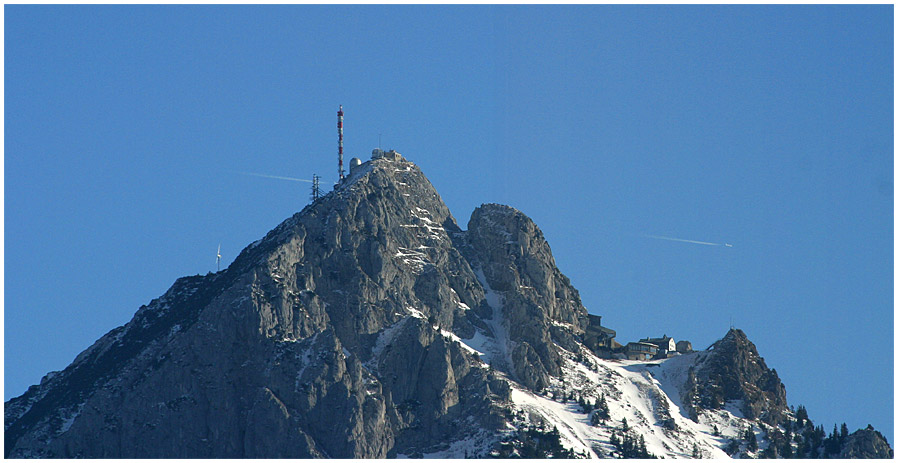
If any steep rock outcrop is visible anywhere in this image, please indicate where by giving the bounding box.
[681,328,788,426]
[462,203,589,391]
[840,426,894,459]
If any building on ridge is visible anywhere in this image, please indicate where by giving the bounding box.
[583,315,617,359]
[623,341,658,361]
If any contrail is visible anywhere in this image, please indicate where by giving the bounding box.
[238,172,313,183]
[643,234,722,247]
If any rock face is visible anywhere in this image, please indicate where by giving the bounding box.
[841,426,894,459]
[681,328,788,426]
[460,203,589,391]
[4,153,583,458]
[5,153,891,459]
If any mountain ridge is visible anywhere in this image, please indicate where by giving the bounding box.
[5,152,891,458]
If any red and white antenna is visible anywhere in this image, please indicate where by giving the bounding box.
[337,105,345,180]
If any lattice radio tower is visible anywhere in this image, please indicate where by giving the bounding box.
[310,174,321,202]
[337,105,345,181]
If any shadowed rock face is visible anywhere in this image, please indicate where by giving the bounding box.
[4,155,586,458]
[681,328,789,426]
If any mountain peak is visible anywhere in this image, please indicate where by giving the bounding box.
[4,152,890,458]
[6,151,579,457]
[682,328,788,426]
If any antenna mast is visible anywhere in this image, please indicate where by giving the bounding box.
[217,243,221,272]
[311,174,320,202]
[337,105,345,181]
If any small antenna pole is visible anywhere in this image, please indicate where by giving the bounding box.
[217,243,221,272]
[337,105,345,181]
[311,174,320,202]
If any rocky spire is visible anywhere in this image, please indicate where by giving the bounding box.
[681,328,788,426]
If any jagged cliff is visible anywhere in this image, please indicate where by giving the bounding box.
[5,152,891,458]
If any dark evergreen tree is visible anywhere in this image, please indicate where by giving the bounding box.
[804,424,825,458]
[493,424,583,458]
[823,424,845,457]
[591,394,610,425]
[781,439,793,458]
[608,420,655,458]
[796,438,807,458]
[724,439,740,456]
[744,427,758,452]
[796,405,809,428]
[637,435,652,459]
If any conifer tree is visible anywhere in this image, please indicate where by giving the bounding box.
[638,434,650,458]
[781,439,793,458]
[796,405,809,428]
[744,427,758,452]
[592,394,610,425]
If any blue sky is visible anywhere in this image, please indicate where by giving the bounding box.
[5,5,893,442]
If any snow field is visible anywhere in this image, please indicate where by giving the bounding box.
[363,265,776,458]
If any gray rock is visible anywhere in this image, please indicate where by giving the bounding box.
[5,155,590,458]
[463,203,589,390]
[6,154,889,459]
[681,328,788,426]
[840,425,893,459]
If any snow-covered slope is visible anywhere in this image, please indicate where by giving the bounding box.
[408,266,777,459]
[422,320,776,459]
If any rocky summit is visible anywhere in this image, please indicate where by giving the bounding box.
[5,152,892,458]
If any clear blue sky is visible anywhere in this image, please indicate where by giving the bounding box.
[6,5,893,442]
